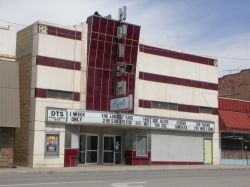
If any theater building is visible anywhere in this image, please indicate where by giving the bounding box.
[15,12,219,168]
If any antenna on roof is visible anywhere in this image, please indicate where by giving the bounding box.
[118,6,127,22]
[122,6,127,21]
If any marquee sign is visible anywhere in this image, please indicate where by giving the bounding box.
[47,108,215,133]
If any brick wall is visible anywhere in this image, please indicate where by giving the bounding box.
[0,128,15,167]
[219,69,250,100]
[14,26,33,166]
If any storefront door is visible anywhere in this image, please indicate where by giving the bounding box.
[204,139,212,164]
[79,134,98,164]
[103,135,121,164]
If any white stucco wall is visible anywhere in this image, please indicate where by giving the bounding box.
[27,21,87,168]
[135,45,219,165]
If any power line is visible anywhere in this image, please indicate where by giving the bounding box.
[213,56,250,61]
[0,19,25,27]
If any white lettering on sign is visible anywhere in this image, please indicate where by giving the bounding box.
[47,109,67,123]
[47,108,215,133]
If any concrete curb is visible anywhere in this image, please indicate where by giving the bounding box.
[0,165,250,175]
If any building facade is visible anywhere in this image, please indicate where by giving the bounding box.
[0,25,20,167]
[15,14,219,168]
[219,97,250,165]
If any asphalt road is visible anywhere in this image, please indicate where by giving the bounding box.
[0,169,250,187]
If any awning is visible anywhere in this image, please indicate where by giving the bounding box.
[219,110,250,131]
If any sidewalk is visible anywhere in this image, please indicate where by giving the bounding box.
[0,165,250,175]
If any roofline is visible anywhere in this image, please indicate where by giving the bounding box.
[219,97,250,103]
[88,15,141,28]
[139,43,217,61]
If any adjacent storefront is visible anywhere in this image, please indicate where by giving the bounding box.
[219,98,250,165]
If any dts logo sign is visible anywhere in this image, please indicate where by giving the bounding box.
[47,109,67,122]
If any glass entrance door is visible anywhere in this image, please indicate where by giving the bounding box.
[103,135,121,164]
[115,136,121,164]
[79,134,98,164]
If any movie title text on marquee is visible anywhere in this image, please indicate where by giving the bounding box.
[47,108,215,133]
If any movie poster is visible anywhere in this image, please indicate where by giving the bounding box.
[45,134,59,156]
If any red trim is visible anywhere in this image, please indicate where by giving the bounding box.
[85,16,140,112]
[139,99,151,108]
[36,56,81,70]
[64,149,79,167]
[125,150,151,165]
[139,72,218,91]
[151,161,203,165]
[35,88,47,98]
[73,92,80,101]
[35,88,80,101]
[219,98,250,113]
[39,24,82,40]
[178,104,199,113]
[139,44,215,66]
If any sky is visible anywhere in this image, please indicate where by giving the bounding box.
[0,0,249,77]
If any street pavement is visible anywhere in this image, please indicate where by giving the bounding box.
[0,166,250,187]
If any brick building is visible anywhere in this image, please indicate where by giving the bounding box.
[0,25,20,167]
[15,11,219,168]
[219,69,250,100]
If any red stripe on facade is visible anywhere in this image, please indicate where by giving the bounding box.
[139,99,151,108]
[139,72,218,91]
[36,56,81,70]
[139,99,218,115]
[34,88,80,101]
[39,24,82,40]
[139,44,216,66]
[73,92,80,101]
[35,88,47,98]
[178,104,199,113]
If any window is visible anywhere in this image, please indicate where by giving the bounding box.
[47,89,73,100]
[199,106,214,114]
[151,101,177,110]
[136,134,148,157]
[45,133,59,157]
[221,132,250,159]
[243,134,250,151]
[221,132,243,151]
[125,64,134,73]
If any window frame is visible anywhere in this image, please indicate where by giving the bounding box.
[47,89,74,100]
[199,106,214,114]
[151,101,178,111]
